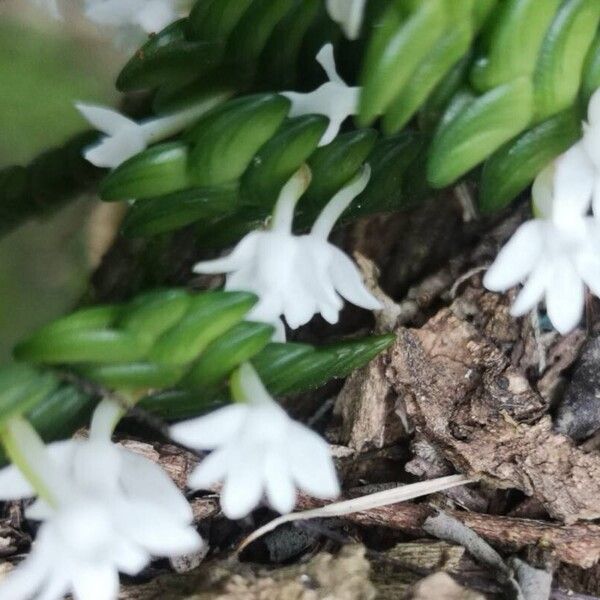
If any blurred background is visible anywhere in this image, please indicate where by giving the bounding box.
[0,1,125,360]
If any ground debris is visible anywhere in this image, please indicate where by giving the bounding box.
[424,512,552,600]
[334,353,406,452]
[407,572,485,600]
[291,493,600,568]
[120,545,375,600]
[387,307,600,523]
[555,334,600,440]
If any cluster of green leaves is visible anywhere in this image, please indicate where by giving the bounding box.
[2,288,393,435]
[2,1,600,239]
[94,0,600,251]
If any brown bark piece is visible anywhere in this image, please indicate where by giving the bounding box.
[334,354,406,452]
[387,309,600,523]
[290,492,600,569]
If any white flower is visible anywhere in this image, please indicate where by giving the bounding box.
[483,145,600,334]
[325,0,366,40]
[83,0,182,34]
[282,44,360,146]
[170,363,340,519]
[0,402,201,600]
[193,165,381,339]
[77,98,227,169]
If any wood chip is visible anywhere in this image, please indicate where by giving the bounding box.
[387,309,600,523]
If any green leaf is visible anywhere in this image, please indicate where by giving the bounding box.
[187,94,291,186]
[581,30,600,107]
[470,0,561,92]
[101,142,190,202]
[472,0,498,29]
[427,77,534,188]
[78,362,185,390]
[116,20,223,91]
[17,305,121,338]
[254,334,395,395]
[142,335,395,421]
[28,384,96,443]
[139,389,224,421]
[225,0,296,65]
[348,131,427,218]
[149,292,257,365]
[117,289,192,341]
[358,0,447,125]
[241,116,327,208]
[194,209,266,250]
[0,365,59,423]
[418,55,472,131]
[258,0,321,89]
[15,328,152,365]
[533,0,600,122]
[184,321,274,389]
[122,184,239,237]
[187,0,253,42]
[383,2,474,133]
[152,78,235,115]
[479,107,582,213]
[302,129,378,216]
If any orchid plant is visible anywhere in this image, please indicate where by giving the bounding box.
[7,1,600,599]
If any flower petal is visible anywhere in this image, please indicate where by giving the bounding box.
[329,246,381,310]
[553,142,595,220]
[577,249,600,297]
[119,448,193,522]
[0,465,35,500]
[0,532,52,600]
[510,261,549,316]
[589,87,600,124]
[593,178,600,220]
[76,103,137,136]
[137,0,176,32]
[118,501,203,556]
[288,423,340,500]
[112,538,150,576]
[264,451,296,514]
[220,445,264,519]
[71,562,119,600]
[170,404,247,450]
[34,571,70,600]
[25,499,54,522]
[193,232,260,275]
[84,128,146,169]
[483,220,545,291]
[546,257,585,334]
[531,162,555,219]
[325,0,366,40]
[0,436,74,501]
[73,440,122,496]
[187,448,231,490]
